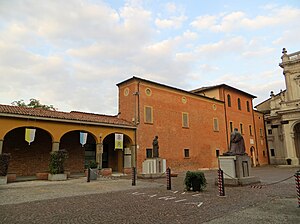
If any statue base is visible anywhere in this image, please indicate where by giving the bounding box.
[139,158,166,179]
[217,155,260,186]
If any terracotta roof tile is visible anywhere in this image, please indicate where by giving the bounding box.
[0,104,134,128]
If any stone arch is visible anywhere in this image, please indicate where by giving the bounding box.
[3,126,53,176]
[60,130,97,173]
[102,133,133,173]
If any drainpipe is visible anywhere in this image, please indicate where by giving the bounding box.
[252,105,260,166]
[222,90,229,150]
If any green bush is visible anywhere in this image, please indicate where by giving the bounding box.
[0,153,11,176]
[88,160,98,169]
[49,149,68,174]
[184,171,207,191]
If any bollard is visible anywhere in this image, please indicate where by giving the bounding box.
[166,167,171,190]
[132,167,136,186]
[295,170,300,208]
[87,168,90,182]
[218,168,225,196]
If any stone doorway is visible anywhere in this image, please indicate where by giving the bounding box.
[294,123,300,163]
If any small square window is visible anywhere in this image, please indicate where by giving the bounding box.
[146,148,152,158]
[268,129,272,135]
[216,149,220,157]
[270,149,275,157]
[184,149,190,158]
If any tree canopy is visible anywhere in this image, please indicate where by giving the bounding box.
[12,99,56,111]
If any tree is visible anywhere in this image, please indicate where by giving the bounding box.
[12,98,56,111]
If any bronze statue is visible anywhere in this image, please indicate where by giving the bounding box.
[152,136,159,158]
[223,128,246,156]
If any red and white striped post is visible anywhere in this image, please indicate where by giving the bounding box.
[218,168,225,196]
[166,167,171,190]
[295,170,300,208]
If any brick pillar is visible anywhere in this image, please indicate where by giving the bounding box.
[0,140,3,154]
[96,143,103,169]
[52,142,60,152]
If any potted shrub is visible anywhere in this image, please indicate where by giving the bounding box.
[184,171,207,192]
[48,149,68,181]
[88,160,98,180]
[0,153,11,185]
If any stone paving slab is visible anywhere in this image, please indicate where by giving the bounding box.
[0,177,162,205]
[205,198,300,224]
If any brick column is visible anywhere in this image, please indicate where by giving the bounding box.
[96,143,103,169]
[52,142,60,152]
[0,140,3,154]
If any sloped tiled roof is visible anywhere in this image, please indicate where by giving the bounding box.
[191,84,257,98]
[0,104,135,128]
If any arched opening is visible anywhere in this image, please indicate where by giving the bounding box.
[294,123,300,162]
[102,133,133,173]
[3,127,52,176]
[60,131,96,174]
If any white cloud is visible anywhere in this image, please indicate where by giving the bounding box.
[190,6,300,32]
[155,15,187,29]
[190,15,217,30]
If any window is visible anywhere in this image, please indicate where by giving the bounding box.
[268,129,272,135]
[184,149,190,158]
[229,121,233,133]
[227,94,231,107]
[263,150,266,157]
[144,106,153,123]
[182,112,189,128]
[146,148,152,158]
[240,123,243,134]
[213,118,219,131]
[237,98,241,110]
[259,128,263,137]
[246,101,250,112]
[270,149,275,157]
[216,149,220,157]
[249,125,252,136]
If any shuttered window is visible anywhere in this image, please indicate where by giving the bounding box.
[213,118,219,132]
[182,112,189,128]
[144,106,153,123]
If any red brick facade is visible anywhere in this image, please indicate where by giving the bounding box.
[118,78,228,172]
[118,78,268,172]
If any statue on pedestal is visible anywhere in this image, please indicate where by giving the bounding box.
[223,128,246,156]
[152,136,159,158]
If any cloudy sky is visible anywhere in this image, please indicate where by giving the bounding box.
[0,0,300,114]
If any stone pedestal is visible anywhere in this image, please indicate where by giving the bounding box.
[218,155,260,186]
[140,158,166,178]
[48,173,67,181]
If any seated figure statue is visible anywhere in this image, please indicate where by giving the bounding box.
[223,128,246,156]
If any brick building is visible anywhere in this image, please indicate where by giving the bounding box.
[117,77,268,173]
[0,77,268,178]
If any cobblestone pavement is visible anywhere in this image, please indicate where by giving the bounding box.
[0,166,299,223]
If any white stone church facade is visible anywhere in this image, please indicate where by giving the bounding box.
[256,49,300,165]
